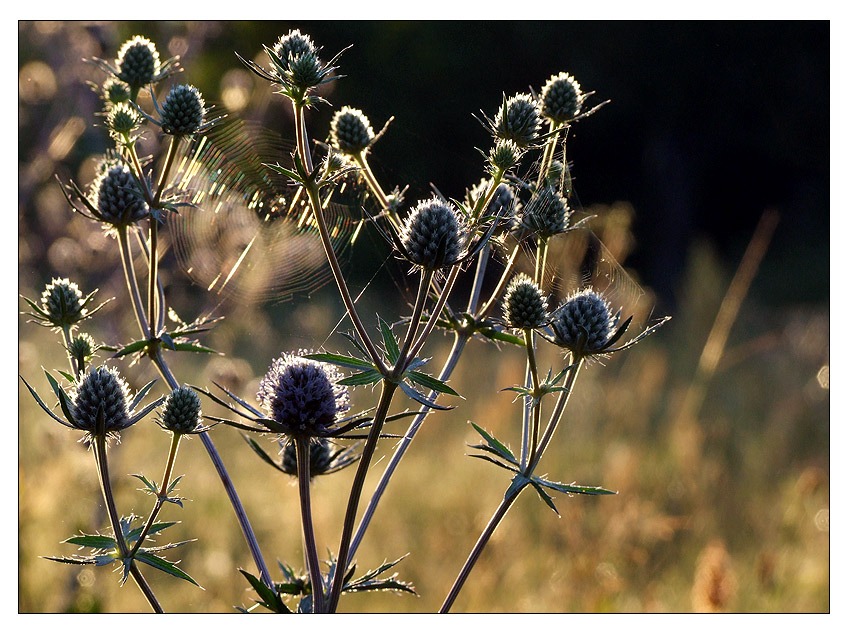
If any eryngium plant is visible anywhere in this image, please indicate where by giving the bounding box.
[22,25,669,614]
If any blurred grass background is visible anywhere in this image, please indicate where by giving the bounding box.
[18,21,829,612]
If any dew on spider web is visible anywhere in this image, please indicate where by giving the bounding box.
[165,117,360,305]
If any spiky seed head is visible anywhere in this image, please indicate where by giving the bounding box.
[401,198,466,270]
[116,36,160,90]
[494,93,542,148]
[541,72,583,124]
[257,351,350,439]
[160,84,206,136]
[71,366,132,434]
[287,51,324,89]
[41,278,85,327]
[520,186,570,238]
[272,29,317,72]
[102,78,131,106]
[91,162,149,226]
[280,439,335,478]
[69,332,96,365]
[323,149,347,175]
[160,386,202,434]
[330,106,375,155]
[106,102,142,138]
[489,138,522,172]
[551,288,614,354]
[504,274,549,330]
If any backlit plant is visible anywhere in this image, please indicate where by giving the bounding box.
[21,27,669,613]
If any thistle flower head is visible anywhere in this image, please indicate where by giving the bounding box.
[503,274,549,330]
[159,386,203,434]
[494,93,542,148]
[102,78,131,107]
[40,278,85,327]
[488,138,522,172]
[331,106,375,155]
[70,365,132,435]
[519,186,571,238]
[468,178,518,234]
[160,84,206,136]
[400,198,466,270]
[257,351,351,440]
[90,161,149,227]
[272,30,317,72]
[106,102,142,139]
[68,332,97,367]
[115,36,160,90]
[541,72,583,124]
[551,288,614,355]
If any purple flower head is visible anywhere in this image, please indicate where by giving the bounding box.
[257,350,351,439]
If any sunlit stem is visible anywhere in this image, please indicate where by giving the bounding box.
[536,120,563,190]
[93,433,163,613]
[132,229,166,333]
[471,169,504,223]
[60,324,78,378]
[354,151,401,232]
[129,431,181,557]
[527,357,583,473]
[116,226,150,339]
[295,438,324,613]
[523,328,543,466]
[149,349,274,590]
[327,380,399,612]
[404,265,461,370]
[294,104,386,374]
[467,246,490,314]
[395,269,433,375]
[348,332,468,560]
[476,242,521,320]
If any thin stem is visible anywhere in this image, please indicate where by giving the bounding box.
[327,380,399,612]
[153,136,179,208]
[534,237,549,288]
[116,226,150,339]
[295,438,324,613]
[467,246,490,314]
[440,488,521,613]
[535,120,562,190]
[294,101,314,174]
[132,229,166,333]
[60,325,79,378]
[147,218,159,333]
[354,152,401,231]
[523,328,543,466]
[349,332,468,560]
[93,434,163,613]
[477,242,521,320]
[527,357,583,474]
[405,265,461,370]
[395,269,433,374]
[129,432,181,557]
[149,350,274,589]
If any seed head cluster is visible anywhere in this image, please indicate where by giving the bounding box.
[91,162,149,226]
[541,72,583,124]
[489,138,522,172]
[331,106,375,155]
[116,36,160,90]
[71,366,132,434]
[551,289,614,355]
[160,386,202,434]
[495,93,542,148]
[41,278,85,327]
[503,275,548,330]
[107,102,142,138]
[257,352,350,439]
[102,78,131,107]
[401,198,466,270]
[160,84,206,136]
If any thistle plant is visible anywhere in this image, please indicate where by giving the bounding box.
[22,26,670,613]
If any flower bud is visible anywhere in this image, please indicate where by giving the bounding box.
[160,84,206,136]
[494,93,541,147]
[540,72,583,124]
[488,138,522,172]
[71,366,132,435]
[520,186,570,238]
[257,351,350,439]
[551,289,614,355]
[503,274,548,330]
[330,106,375,155]
[69,332,96,366]
[288,51,323,89]
[116,36,160,91]
[272,30,317,72]
[401,198,466,270]
[281,439,335,478]
[91,162,149,226]
[160,386,202,434]
[102,78,130,107]
[41,278,85,327]
[106,102,141,138]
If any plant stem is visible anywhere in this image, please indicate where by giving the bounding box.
[354,152,401,231]
[477,242,521,320]
[536,120,562,190]
[116,226,150,339]
[60,324,79,378]
[404,265,461,370]
[348,332,468,560]
[395,269,433,373]
[327,380,398,612]
[467,246,489,314]
[522,328,543,467]
[295,438,324,613]
[129,432,181,557]
[439,486,522,613]
[149,350,274,589]
[93,434,163,613]
[527,357,583,473]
